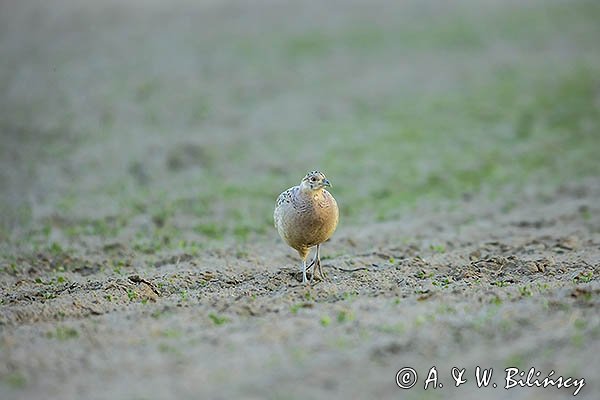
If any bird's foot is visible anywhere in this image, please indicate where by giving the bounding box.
[316,260,330,282]
[307,256,317,283]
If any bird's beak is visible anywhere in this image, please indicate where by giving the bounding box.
[322,179,331,187]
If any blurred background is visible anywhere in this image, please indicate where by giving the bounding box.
[1,1,599,399]
[1,0,599,254]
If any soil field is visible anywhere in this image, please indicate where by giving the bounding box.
[1,1,599,399]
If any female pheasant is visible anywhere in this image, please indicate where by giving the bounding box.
[274,171,339,283]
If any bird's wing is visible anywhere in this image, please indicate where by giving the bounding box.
[276,186,298,207]
[274,186,298,227]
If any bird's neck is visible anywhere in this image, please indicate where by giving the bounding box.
[300,187,322,197]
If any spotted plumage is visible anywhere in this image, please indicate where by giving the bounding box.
[274,171,339,283]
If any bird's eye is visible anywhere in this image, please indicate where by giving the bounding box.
[310,177,317,182]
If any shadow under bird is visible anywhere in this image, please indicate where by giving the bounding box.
[274,171,339,283]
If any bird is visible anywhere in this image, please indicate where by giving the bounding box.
[274,170,339,284]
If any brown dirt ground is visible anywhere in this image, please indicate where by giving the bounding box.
[1,180,599,400]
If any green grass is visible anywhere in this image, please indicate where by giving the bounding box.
[31,63,598,253]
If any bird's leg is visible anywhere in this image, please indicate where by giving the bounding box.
[309,250,317,283]
[308,247,319,283]
[302,258,308,284]
[307,248,317,270]
[315,244,326,281]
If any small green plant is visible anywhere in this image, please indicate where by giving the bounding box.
[235,249,249,258]
[233,224,252,240]
[573,319,587,330]
[194,223,225,239]
[415,270,433,279]
[414,315,427,328]
[573,271,593,284]
[505,353,525,369]
[161,328,182,338]
[4,263,20,274]
[42,291,56,300]
[320,315,331,327]
[519,285,533,297]
[430,244,446,253]
[34,275,69,286]
[432,276,452,288]
[571,325,585,348]
[490,296,503,306]
[158,343,178,354]
[579,208,591,220]
[535,282,550,291]
[209,313,230,325]
[112,260,125,275]
[49,242,63,255]
[337,310,354,323]
[127,289,138,301]
[341,291,357,301]
[377,322,406,335]
[436,304,456,314]
[5,372,27,389]
[41,224,52,237]
[48,326,79,340]
[290,302,312,314]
